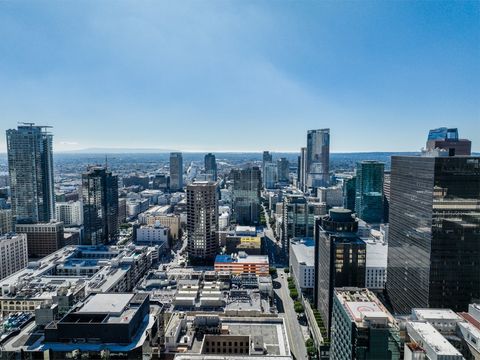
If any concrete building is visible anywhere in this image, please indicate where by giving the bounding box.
[426,127,471,156]
[226,235,262,255]
[405,321,463,360]
[317,185,344,208]
[143,213,181,240]
[214,252,269,276]
[364,237,388,290]
[289,238,315,291]
[170,152,184,191]
[6,124,55,224]
[263,162,278,189]
[187,181,219,263]
[0,234,28,280]
[55,201,83,226]
[136,223,169,247]
[330,288,401,359]
[15,221,64,258]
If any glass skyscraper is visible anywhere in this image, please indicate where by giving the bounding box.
[355,161,384,224]
[82,166,119,245]
[169,152,183,191]
[306,129,330,190]
[204,153,217,181]
[6,124,55,224]
[387,155,480,314]
[231,167,261,226]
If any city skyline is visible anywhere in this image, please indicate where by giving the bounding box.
[0,1,479,153]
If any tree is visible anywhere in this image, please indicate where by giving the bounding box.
[269,267,277,276]
[283,268,290,274]
[294,301,304,313]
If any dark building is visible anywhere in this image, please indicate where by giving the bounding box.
[187,181,218,263]
[386,155,480,315]
[6,124,55,224]
[277,157,290,183]
[383,171,391,223]
[262,151,273,173]
[355,161,384,224]
[170,152,183,191]
[82,166,119,245]
[315,208,366,334]
[426,127,471,156]
[204,153,218,181]
[122,175,149,189]
[231,167,262,226]
[15,221,64,258]
[342,176,356,212]
[152,174,169,191]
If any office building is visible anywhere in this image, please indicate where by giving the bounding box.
[289,238,315,291]
[0,209,13,234]
[170,152,184,191]
[6,124,55,224]
[263,162,277,189]
[231,167,261,226]
[225,235,262,255]
[364,237,388,290]
[315,209,366,333]
[187,181,218,263]
[281,194,320,258]
[317,185,343,208]
[204,153,218,181]
[355,161,384,224]
[387,155,480,314]
[277,157,290,183]
[306,129,330,189]
[15,221,64,258]
[330,288,401,359]
[136,223,169,247]
[262,150,273,174]
[82,166,119,245]
[426,127,471,156]
[299,147,307,192]
[143,213,181,240]
[214,252,269,276]
[55,201,83,226]
[0,234,28,280]
[383,171,391,223]
[343,176,356,212]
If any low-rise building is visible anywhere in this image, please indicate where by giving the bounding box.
[289,238,315,291]
[15,221,64,258]
[214,252,269,276]
[0,234,28,280]
[136,223,169,247]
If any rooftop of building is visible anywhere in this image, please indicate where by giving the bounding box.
[364,238,388,268]
[412,308,463,322]
[407,321,463,356]
[215,253,268,264]
[290,239,314,267]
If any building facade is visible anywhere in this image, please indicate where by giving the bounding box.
[231,167,261,226]
[15,221,64,258]
[355,161,384,224]
[82,166,119,245]
[263,162,277,189]
[289,239,315,291]
[6,124,55,224]
[277,157,290,183]
[386,155,480,314]
[170,152,184,191]
[306,129,330,190]
[55,201,83,226]
[187,181,218,263]
[204,153,217,181]
[0,209,13,235]
[0,234,28,280]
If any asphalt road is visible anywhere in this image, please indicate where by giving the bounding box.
[274,269,309,360]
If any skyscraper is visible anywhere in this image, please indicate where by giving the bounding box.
[426,127,471,156]
[263,162,277,189]
[277,157,290,183]
[386,155,480,314]
[306,129,330,190]
[169,152,183,191]
[355,161,384,224]
[315,208,366,333]
[299,147,307,192]
[186,181,218,263]
[262,151,273,174]
[342,176,356,212]
[6,124,55,224]
[204,153,217,181]
[231,167,262,226]
[82,166,119,245]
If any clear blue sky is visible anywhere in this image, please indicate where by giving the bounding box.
[0,1,478,152]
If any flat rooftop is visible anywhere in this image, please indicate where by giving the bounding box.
[290,239,314,267]
[412,308,463,322]
[407,321,462,356]
[364,239,388,268]
[78,293,134,314]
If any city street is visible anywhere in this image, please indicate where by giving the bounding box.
[273,268,308,360]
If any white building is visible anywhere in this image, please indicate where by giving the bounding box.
[0,209,13,234]
[317,186,343,208]
[364,237,388,290]
[263,162,278,189]
[55,201,83,226]
[405,321,463,360]
[136,223,169,247]
[0,234,28,280]
[289,239,315,290]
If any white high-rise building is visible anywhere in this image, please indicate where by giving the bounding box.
[0,209,13,235]
[55,201,83,226]
[0,234,28,280]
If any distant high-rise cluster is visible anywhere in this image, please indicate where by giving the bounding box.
[169,152,183,191]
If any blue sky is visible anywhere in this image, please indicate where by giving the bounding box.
[0,1,478,152]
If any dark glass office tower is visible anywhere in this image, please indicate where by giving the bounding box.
[343,176,356,212]
[315,208,366,333]
[82,166,119,245]
[187,181,218,264]
[169,152,183,191]
[204,153,217,181]
[355,161,384,224]
[306,129,330,190]
[386,155,480,314]
[6,124,55,224]
[231,167,262,226]
[277,157,290,183]
[299,147,307,192]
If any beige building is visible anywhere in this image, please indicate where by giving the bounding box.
[0,209,13,234]
[146,214,181,240]
[15,221,64,258]
[0,234,28,280]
